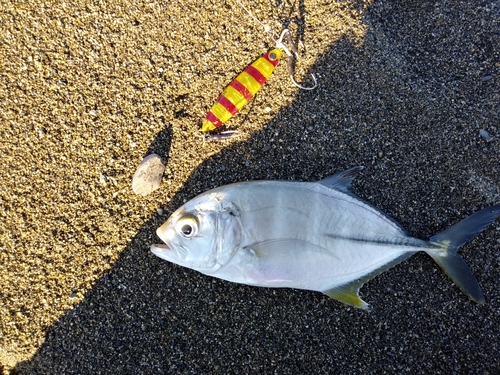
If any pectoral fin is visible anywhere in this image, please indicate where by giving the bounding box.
[323,281,371,310]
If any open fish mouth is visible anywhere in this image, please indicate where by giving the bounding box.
[151,243,175,260]
[151,243,188,263]
[151,243,170,251]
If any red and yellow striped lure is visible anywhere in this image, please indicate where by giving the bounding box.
[201,47,284,135]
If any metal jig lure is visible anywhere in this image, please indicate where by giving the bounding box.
[201,2,317,140]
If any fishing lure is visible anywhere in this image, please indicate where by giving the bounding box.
[201,28,317,140]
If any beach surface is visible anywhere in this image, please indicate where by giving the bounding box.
[1,0,499,373]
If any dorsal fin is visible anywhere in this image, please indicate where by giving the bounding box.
[318,166,364,192]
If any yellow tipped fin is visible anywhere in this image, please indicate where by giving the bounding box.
[323,252,414,309]
[323,282,371,310]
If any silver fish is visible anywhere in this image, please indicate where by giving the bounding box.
[151,167,500,309]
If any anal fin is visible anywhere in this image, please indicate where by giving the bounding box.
[323,281,371,310]
[323,252,415,310]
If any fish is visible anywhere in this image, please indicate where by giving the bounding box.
[151,167,500,309]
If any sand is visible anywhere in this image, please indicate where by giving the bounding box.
[1,0,499,373]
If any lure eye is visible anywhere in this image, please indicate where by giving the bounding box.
[269,52,277,61]
[175,216,199,238]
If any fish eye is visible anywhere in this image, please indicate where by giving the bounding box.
[181,224,192,235]
[175,216,198,238]
[269,52,277,61]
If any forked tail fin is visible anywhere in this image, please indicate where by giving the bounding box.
[427,205,500,304]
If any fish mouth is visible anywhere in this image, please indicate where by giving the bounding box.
[151,243,170,251]
[151,243,187,264]
[151,243,175,260]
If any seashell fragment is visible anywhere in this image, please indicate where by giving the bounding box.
[132,153,166,196]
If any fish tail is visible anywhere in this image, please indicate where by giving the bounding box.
[427,205,500,304]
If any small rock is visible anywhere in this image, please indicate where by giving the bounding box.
[132,154,166,196]
[99,174,108,185]
[479,129,491,140]
[479,129,495,142]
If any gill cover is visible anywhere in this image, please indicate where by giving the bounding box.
[211,200,243,271]
[154,198,242,272]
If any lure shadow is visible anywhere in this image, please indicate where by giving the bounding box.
[12,1,500,373]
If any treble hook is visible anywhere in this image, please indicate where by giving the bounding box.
[275,29,318,90]
[235,0,317,90]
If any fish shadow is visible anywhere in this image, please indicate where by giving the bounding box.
[13,1,500,373]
